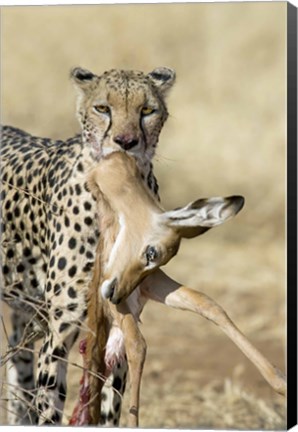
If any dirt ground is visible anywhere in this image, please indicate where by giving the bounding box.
[1,2,286,429]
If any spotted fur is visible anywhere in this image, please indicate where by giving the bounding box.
[0,66,176,425]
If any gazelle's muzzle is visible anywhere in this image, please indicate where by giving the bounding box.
[101,278,119,303]
[100,273,145,305]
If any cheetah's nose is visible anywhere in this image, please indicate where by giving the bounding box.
[114,134,139,151]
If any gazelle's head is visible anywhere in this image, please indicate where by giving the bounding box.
[88,152,244,304]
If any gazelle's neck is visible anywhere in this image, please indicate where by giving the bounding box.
[90,152,162,215]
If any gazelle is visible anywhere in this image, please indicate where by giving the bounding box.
[70,151,286,427]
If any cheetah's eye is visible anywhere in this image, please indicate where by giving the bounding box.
[93,105,110,114]
[141,106,155,116]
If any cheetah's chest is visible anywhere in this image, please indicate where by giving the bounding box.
[45,185,100,293]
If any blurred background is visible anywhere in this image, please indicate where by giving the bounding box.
[1,2,286,428]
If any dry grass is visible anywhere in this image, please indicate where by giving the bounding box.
[1,2,286,429]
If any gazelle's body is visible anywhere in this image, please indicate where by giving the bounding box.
[70,151,285,427]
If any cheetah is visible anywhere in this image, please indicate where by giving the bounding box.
[0,66,176,425]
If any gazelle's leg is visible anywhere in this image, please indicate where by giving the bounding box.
[111,303,147,427]
[141,269,286,397]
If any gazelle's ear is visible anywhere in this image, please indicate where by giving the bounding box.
[163,195,245,239]
[70,67,98,91]
[147,67,176,96]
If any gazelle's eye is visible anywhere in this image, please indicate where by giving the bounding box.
[93,105,110,114]
[145,246,158,265]
[141,106,155,116]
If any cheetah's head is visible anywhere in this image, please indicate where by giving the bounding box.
[70,67,176,165]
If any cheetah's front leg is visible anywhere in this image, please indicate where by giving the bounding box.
[35,324,81,424]
[35,280,87,425]
[6,312,38,425]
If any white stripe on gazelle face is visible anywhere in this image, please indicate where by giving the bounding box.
[105,213,126,272]
[88,152,244,304]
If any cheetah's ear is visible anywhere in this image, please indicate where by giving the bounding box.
[70,67,98,90]
[147,67,176,96]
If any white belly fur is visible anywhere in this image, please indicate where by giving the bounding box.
[104,286,148,372]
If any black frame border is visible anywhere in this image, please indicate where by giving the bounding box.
[287,2,297,429]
